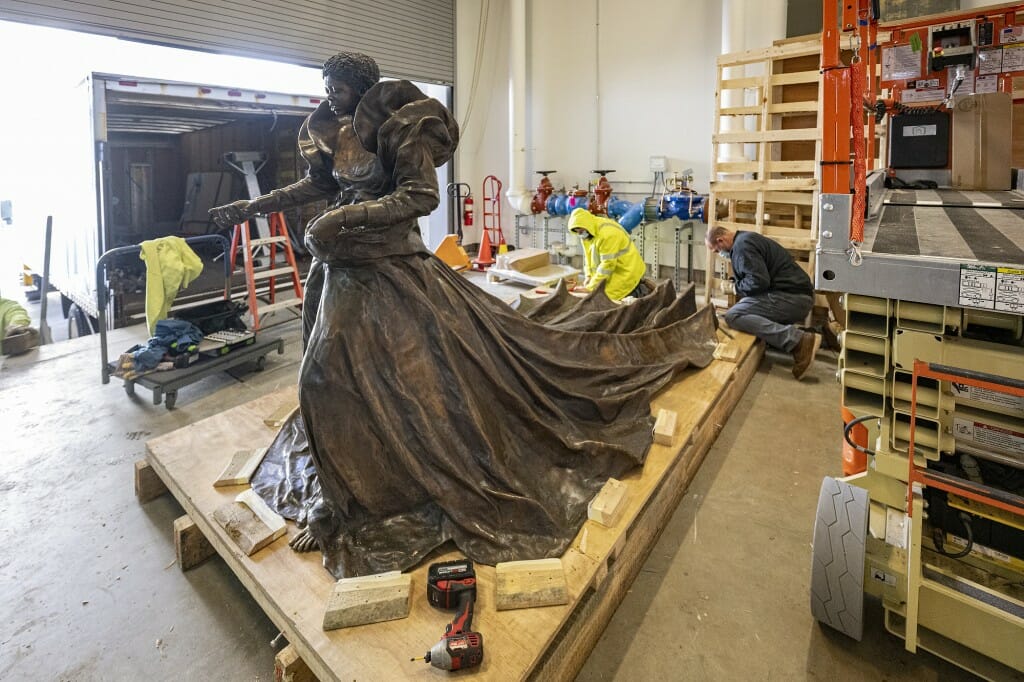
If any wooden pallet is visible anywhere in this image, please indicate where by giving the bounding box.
[143,331,763,681]
[708,37,824,298]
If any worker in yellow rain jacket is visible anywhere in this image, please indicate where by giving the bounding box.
[567,208,647,301]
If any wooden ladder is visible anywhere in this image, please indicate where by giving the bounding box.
[230,212,303,331]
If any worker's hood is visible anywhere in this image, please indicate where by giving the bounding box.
[567,208,599,237]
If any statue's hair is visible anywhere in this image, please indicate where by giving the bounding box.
[322,52,380,95]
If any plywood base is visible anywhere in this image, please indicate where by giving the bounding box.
[145,334,764,681]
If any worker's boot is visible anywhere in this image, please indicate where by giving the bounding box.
[791,331,821,380]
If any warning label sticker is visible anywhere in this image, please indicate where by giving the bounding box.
[954,417,1024,457]
[995,267,1024,313]
[951,383,1024,415]
[960,264,997,308]
[959,265,1024,311]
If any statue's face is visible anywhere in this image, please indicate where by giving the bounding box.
[324,76,359,116]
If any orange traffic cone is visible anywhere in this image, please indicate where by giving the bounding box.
[472,229,495,270]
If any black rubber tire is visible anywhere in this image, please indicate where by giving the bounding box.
[67,303,95,338]
[810,476,869,641]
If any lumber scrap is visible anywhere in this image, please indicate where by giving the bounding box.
[322,571,411,631]
[653,408,678,446]
[274,644,318,682]
[587,478,629,528]
[134,459,168,503]
[173,514,216,571]
[213,447,268,487]
[495,558,569,611]
[264,401,300,428]
[714,342,741,362]
[212,489,286,556]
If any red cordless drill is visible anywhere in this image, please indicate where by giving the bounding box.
[413,559,484,672]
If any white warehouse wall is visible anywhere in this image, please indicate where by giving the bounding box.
[454,0,788,256]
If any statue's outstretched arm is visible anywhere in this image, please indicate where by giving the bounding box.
[210,162,337,228]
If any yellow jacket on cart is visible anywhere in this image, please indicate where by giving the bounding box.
[139,236,204,334]
[567,208,645,301]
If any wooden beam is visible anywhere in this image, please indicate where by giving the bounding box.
[653,409,678,446]
[213,447,269,487]
[274,644,318,682]
[587,479,629,528]
[212,489,286,556]
[174,515,216,571]
[264,402,299,428]
[134,459,168,503]
[495,559,569,611]
[322,572,411,631]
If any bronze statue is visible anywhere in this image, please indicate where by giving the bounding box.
[212,52,718,579]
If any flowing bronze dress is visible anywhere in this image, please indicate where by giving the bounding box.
[250,80,718,578]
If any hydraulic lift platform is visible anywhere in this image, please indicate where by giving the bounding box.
[818,187,1024,313]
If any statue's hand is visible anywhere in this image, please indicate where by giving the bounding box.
[209,200,255,228]
[306,208,346,243]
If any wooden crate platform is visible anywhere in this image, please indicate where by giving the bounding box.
[145,331,764,681]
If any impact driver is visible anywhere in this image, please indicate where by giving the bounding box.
[413,558,484,672]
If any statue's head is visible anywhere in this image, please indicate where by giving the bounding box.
[321,53,378,112]
[322,52,380,116]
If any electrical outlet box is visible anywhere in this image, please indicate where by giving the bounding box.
[649,155,667,172]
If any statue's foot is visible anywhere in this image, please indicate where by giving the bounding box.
[289,527,319,553]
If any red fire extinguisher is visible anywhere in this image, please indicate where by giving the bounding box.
[463,194,474,227]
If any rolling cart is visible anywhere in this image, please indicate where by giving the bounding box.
[97,235,285,409]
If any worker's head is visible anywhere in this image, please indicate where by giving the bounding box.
[322,52,380,116]
[705,226,735,258]
[567,208,597,240]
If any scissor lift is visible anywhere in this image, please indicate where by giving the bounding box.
[809,1,1024,676]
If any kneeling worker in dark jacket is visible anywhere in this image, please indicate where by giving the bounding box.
[705,226,820,380]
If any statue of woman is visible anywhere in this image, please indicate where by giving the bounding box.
[212,52,718,579]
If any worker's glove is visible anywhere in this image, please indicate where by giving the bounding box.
[719,278,736,296]
[208,200,256,228]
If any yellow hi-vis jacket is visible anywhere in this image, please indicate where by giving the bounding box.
[139,236,204,334]
[567,208,645,301]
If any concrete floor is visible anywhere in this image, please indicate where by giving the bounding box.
[0,307,990,681]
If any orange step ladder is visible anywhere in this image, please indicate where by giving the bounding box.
[230,212,304,330]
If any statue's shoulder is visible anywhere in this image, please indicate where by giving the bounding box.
[353,81,458,165]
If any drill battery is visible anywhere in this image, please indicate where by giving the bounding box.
[427,559,476,609]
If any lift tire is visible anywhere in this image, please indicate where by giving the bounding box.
[67,303,95,338]
[810,476,868,641]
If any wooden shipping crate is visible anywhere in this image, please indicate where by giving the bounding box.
[143,333,764,681]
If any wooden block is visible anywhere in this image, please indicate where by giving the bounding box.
[213,447,268,487]
[212,489,286,556]
[653,408,678,446]
[173,514,216,570]
[495,558,569,611]
[713,342,740,362]
[134,459,168,503]
[264,402,299,428]
[322,571,411,631]
[505,247,551,273]
[274,644,318,682]
[587,478,629,528]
